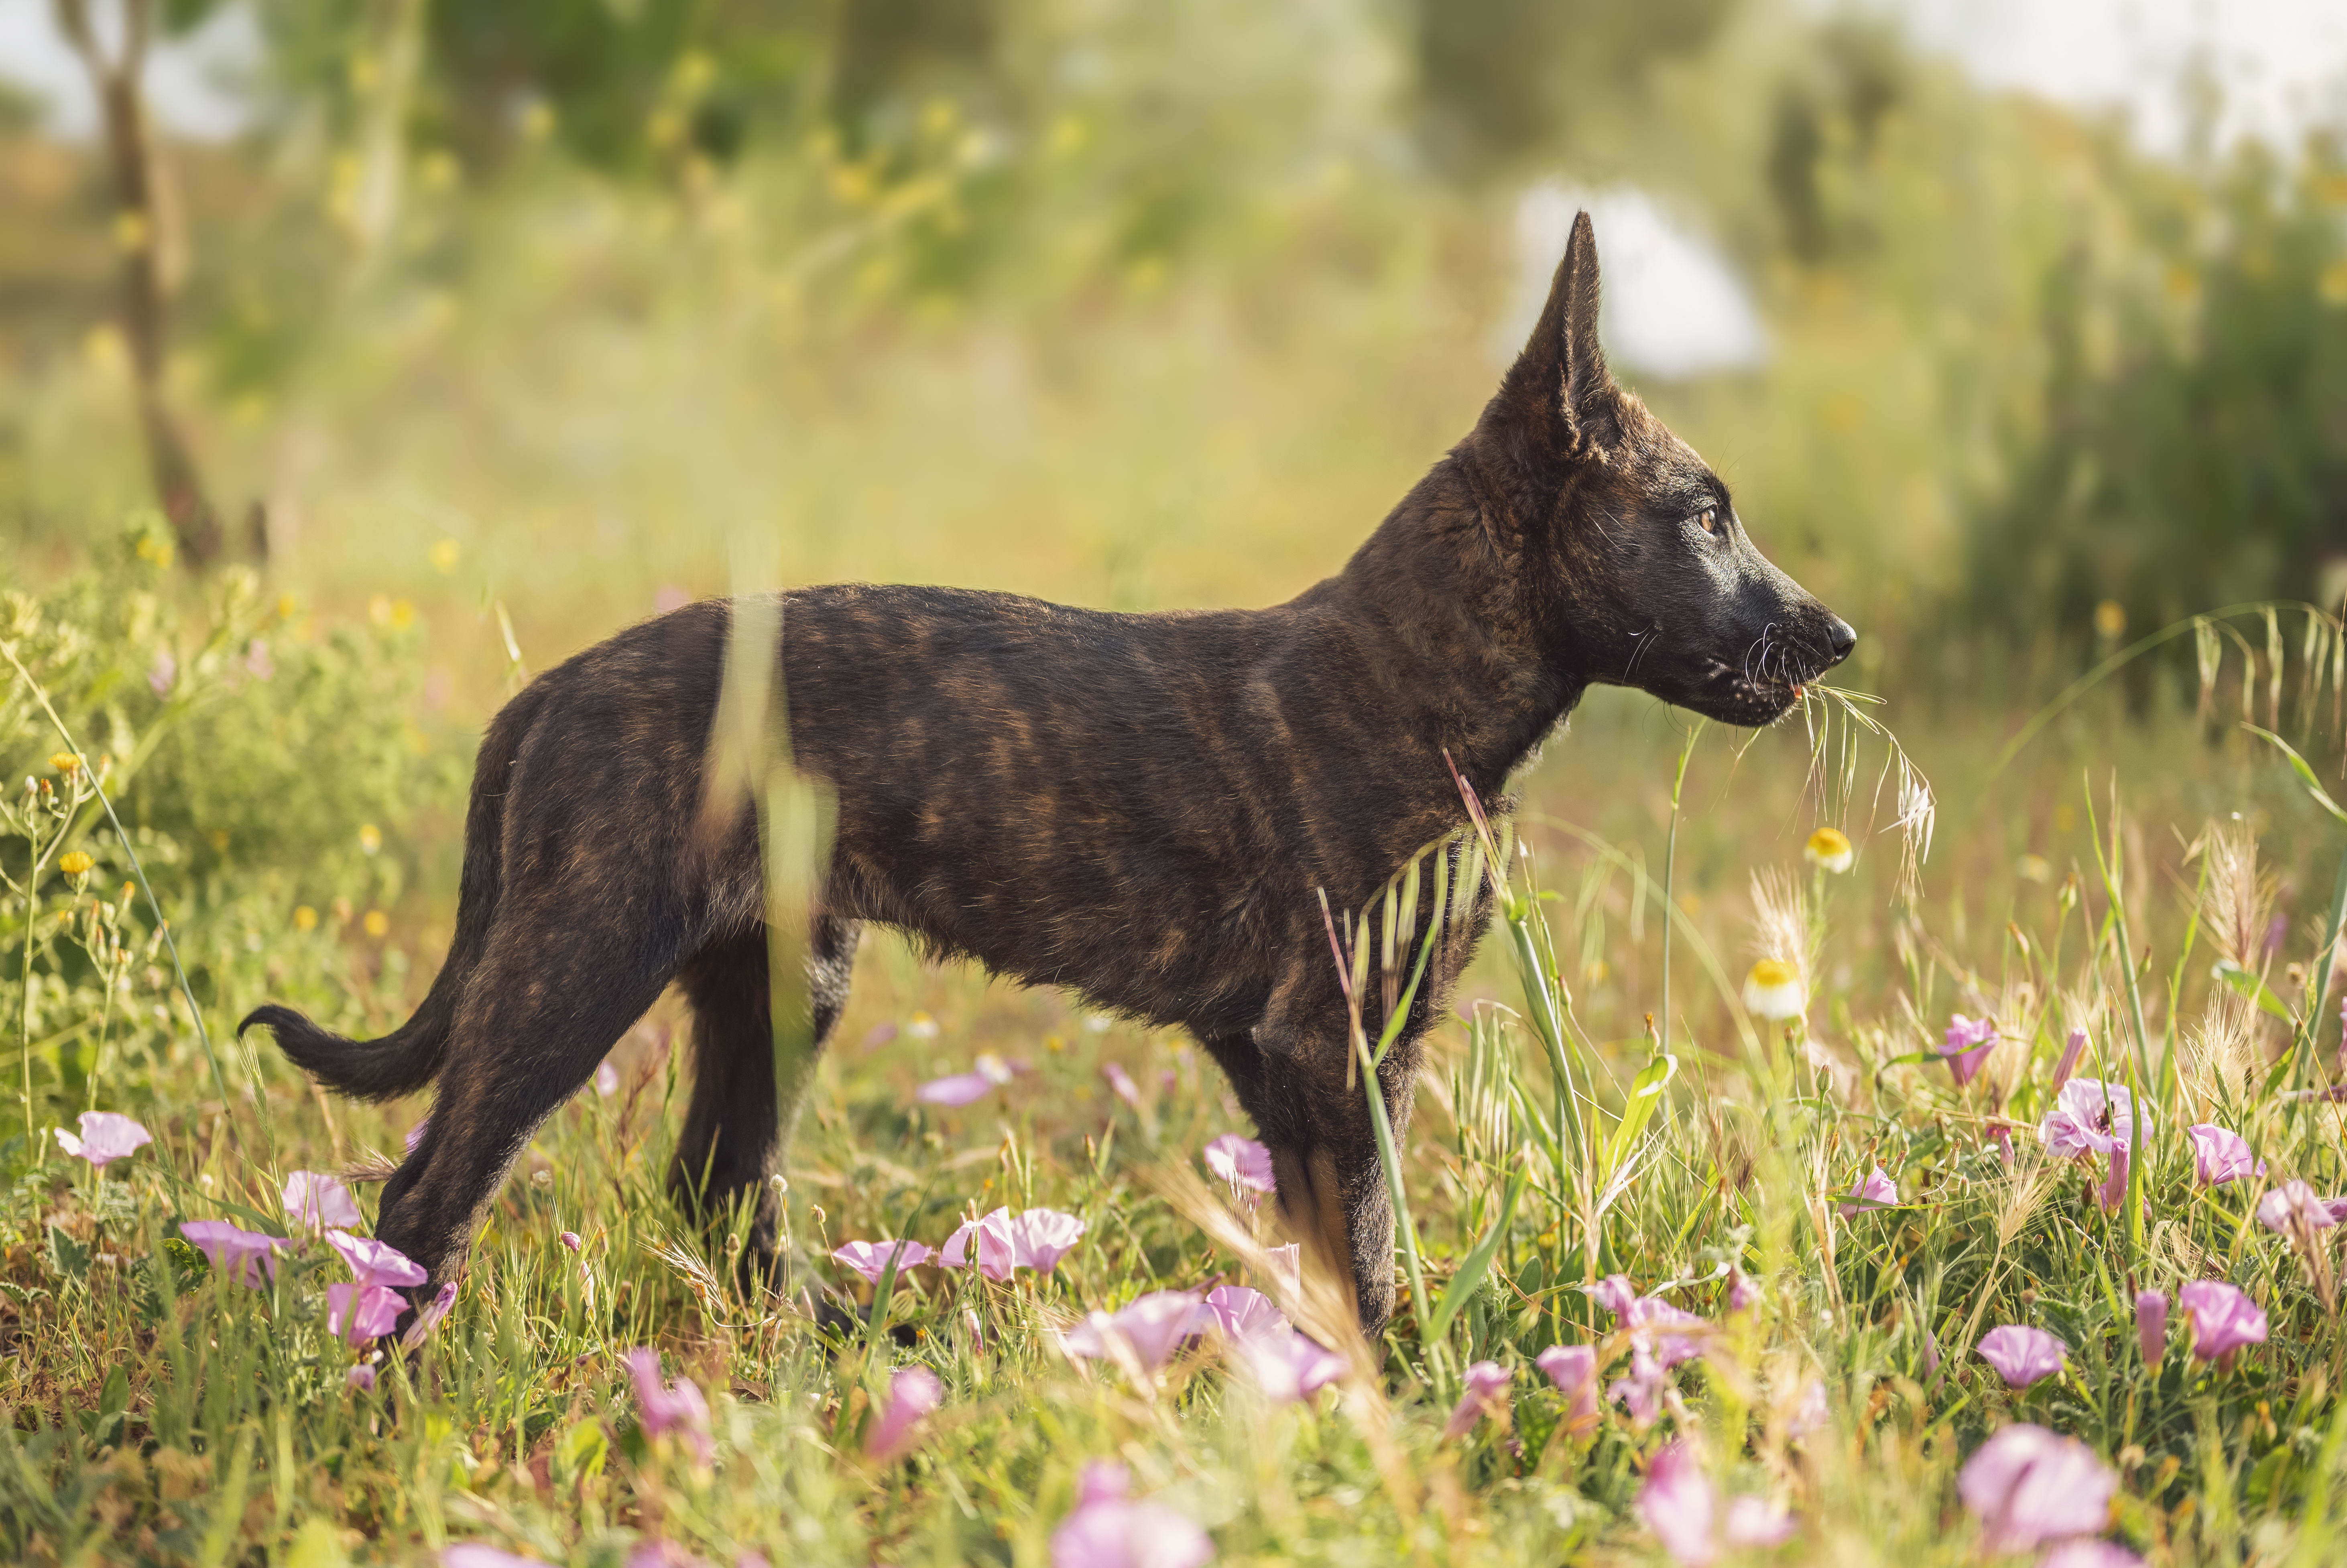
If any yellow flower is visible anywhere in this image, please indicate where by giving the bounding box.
[1804,827,1854,874]
[1743,958,1807,1021]
[2093,599,2127,639]
[57,851,94,877]
[358,824,382,855]
[293,905,319,932]
[49,753,80,775]
[363,910,390,938]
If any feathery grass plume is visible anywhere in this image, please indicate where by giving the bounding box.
[2199,819,2279,975]
[1795,682,1935,903]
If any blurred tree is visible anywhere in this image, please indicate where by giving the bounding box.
[1409,0,1735,178]
[1764,19,1906,263]
[53,0,228,567]
[1970,137,2347,639]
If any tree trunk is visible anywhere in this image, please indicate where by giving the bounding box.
[57,0,223,568]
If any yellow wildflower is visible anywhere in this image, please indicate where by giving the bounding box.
[1743,959,1807,1021]
[1804,827,1854,874]
[57,851,94,877]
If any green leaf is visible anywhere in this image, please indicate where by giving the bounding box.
[2213,960,2296,1022]
[1426,1169,1523,1345]
[45,1224,88,1283]
[1604,1051,1678,1175]
[553,1419,608,1488]
[2243,724,2347,824]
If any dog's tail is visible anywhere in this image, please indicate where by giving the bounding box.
[240,679,548,1102]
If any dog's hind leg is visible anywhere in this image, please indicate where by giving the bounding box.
[376,926,680,1299]
[669,914,860,1287]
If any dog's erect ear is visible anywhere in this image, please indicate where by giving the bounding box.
[1492,209,1617,463]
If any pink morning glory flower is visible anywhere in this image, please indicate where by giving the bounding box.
[834,1239,933,1284]
[1638,1440,1716,1566]
[916,1053,1016,1107]
[1060,1291,1205,1375]
[2187,1124,2262,1186]
[1100,1062,1143,1111]
[405,1115,431,1154]
[625,1348,714,1463]
[1609,1346,1667,1428]
[441,1547,544,1568]
[1534,1344,1600,1436]
[2048,1026,2089,1090]
[1837,1166,1898,1216]
[54,1111,151,1170]
[593,1060,620,1096]
[346,1364,377,1393]
[326,1230,428,1290]
[1957,1422,2117,1553]
[1977,1325,2067,1388]
[283,1170,362,1232]
[1049,1461,1214,1568]
[2180,1280,2268,1362]
[1940,1014,1998,1087]
[866,1365,944,1464]
[1723,1495,1797,1551]
[1724,1267,1759,1315]
[1202,1135,1276,1199]
[2255,1180,2347,1235]
[1233,1325,1349,1404]
[327,1283,407,1346]
[2136,1289,2168,1367]
[178,1220,287,1288]
[940,1208,1021,1281]
[1441,1359,1512,1439]
[559,1231,583,1254]
[1591,1275,1710,1368]
[1010,1208,1088,1274]
[1200,1285,1284,1342]
[2040,1079,2131,1158]
[403,1282,458,1349]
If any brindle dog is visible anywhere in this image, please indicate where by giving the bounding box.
[243,213,1853,1333]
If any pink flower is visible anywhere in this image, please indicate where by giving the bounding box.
[327,1283,407,1345]
[326,1231,428,1290]
[1200,1286,1284,1341]
[1060,1292,1204,1375]
[1724,1268,1759,1315]
[405,1115,431,1154]
[2136,1290,2168,1367]
[1594,1280,1710,1369]
[179,1220,287,1287]
[1956,1423,2117,1553]
[1011,1208,1088,1274]
[2040,1079,2131,1158]
[1534,1344,1600,1436]
[1261,1243,1300,1297]
[2039,1542,2144,1568]
[559,1231,583,1254]
[2188,1124,2262,1186]
[403,1282,458,1348]
[346,1364,377,1393]
[1837,1166,1898,1217]
[442,1547,543,1568]
[593,1060,620,1097]
[1101,1062,1143,1111]
[940,1207,1021,1281]
[1590,1274,1637,1316]
[2049,1027,2089,1091]
[917,1072,997,1107]
[2180,1279,2268,1362]
[1233,1326,1348,1404]
[1638,1441,1716,1566]
[1724,1496,1797,1550]
[1202,1135,1276,1199]
[1977,1325,2067,1388]
[625,1348,714,1463]
[833,1239,934,1284]
[1941,1014,1998,1086]
[283,1170,362,1232]
[1608,1347,1667,1428]
[2096,1143,2132,1215]
[1784,1379,1830,1440]
[53,1111,151,1170]
[2256,1180,2347,1235]
[1049,1461,1214,1568]
[1441,1360,1512,1439]
[866,1366,944,1463]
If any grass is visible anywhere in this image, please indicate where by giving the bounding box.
[7,561,2347,1564]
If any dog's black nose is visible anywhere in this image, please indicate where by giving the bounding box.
[1824,617,1857,664]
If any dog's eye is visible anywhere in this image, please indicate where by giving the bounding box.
[1694,508,1719,534]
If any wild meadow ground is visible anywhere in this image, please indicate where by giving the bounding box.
[6,546,2347,1567]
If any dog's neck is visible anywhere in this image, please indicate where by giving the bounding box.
[1322,451,1587,790]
